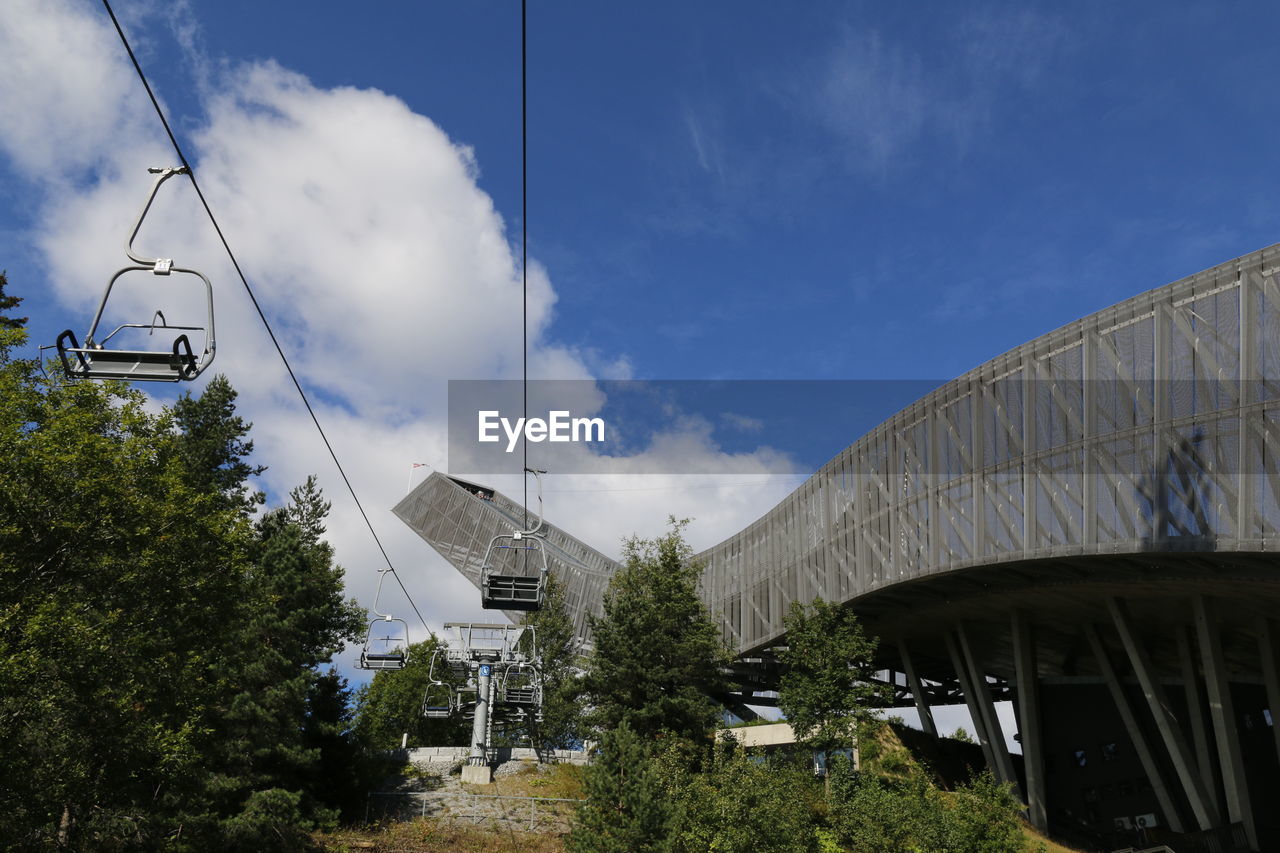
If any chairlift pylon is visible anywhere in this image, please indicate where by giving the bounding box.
[480,468,550,611]
[358,568,409,670]
[57,166,215,382]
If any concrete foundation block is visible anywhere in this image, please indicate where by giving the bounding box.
[461,764,493,785]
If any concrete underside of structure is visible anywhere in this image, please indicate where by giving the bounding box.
[397,244,1280,851]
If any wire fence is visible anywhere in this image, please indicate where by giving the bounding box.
[365,790,584,832]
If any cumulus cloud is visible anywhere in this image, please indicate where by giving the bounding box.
[0,0,810,678]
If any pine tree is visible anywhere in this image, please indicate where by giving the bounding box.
[0,271,27,329]
[582,519,730,743]
[520,572,585,749]
[567,723,670,853]
[171,375,266,512]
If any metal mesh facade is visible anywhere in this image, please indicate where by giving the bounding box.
[397,244,1280,656]
[702,244,1280,653]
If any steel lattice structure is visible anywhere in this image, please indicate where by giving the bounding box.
[701,243,1280,652]
[399,244,1280,652]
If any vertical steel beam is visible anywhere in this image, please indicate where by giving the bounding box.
[1176,624,1218,804]
[900,640,938,739]
[1023,356,1037,552]
[956,623,1020,794]
[1193,596,1257,850]
[1011,611,1046,830]
[1238,268,1255,539]
[1256,617,1280,790]
[1084,623,1185,833]
[972,379,987,561]
[1107,598,1218,828]
[1082,328,1097,547]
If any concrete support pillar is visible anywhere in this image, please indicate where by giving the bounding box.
[1012,611,1047,831]
[1084,624,1185,833]
[1258,617,1280,780]
[1194,596,1257,849]
[1108,598,1218,829]
[1176,623,1218,806]
[900,641,938,738]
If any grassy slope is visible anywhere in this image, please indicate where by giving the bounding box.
[320,729,1086,852]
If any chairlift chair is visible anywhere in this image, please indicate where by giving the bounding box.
[479,468,551,611]
[57,167,215,382]
[357,568,409,670]
[499,661,542,708]
[422,681,456,719]
[421,649,458,718]
[359,616,410,670]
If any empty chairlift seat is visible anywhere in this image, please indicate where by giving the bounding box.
[479,533,548,611]
[359,616,410,670]
[422,682,455,719]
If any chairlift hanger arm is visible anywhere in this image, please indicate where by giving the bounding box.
[126,166,190,268]
[518,467,547,537]
[370,566,398,621]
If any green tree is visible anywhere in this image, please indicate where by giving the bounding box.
[172,375,266,512]
[353,635,469,750]
[777,597,886,758]
[666,735,820,853]
[828,759,1023,853]
[190,477,367,846]
[0,270,27,329]
[0,365,250,847]
[0,285,368,851]
[582,520,730,743]
[520,572,585,750]
[567,722,671,853]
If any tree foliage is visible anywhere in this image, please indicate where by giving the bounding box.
[520,572,585,750]
[353,636,469,750]
[582,520,730,743]
[0,270,27,329]
[777,597,887,756]
[828,760,1023,853]
[567,722,670,853]
[665,736,820,853]
[0,286,367,850]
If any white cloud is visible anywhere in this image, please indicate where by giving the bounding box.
[0,0,816,682]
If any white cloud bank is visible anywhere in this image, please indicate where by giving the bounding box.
[0,0,803,680]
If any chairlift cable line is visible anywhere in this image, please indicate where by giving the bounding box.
[522,0,529,530]
[100,0,428,633]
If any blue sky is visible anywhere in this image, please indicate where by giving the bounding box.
[2,1,1280,701]
[217,0,1280,381]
